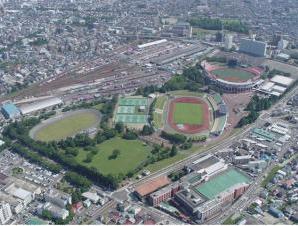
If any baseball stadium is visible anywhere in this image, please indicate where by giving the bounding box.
[152,91,228,138]
[201,60,263,93]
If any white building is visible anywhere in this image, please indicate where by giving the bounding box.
[44,189,72,208]
[82,191,99,203]
[38,202,69,220]
[270,75,294,88]
[225,34,233,50]
[0,202,12,224]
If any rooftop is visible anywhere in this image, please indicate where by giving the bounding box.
[271,75,294,87]
[135,176,170,197]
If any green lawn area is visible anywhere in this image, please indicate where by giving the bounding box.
[173,103,203,124]
[75,138,151,176]
[155,96,167,110]
[153,112,163,128]
[168,90,204,97]
[212,68,255,82]
[35,111,99,142]
[144,152,187,173]
[92,103,104,111]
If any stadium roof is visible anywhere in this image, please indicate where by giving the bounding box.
[195,169,250,200]
[135,176,170,197]
[137,39,167,49]
[271,75,294,87]
[19,97,63,115]
[251,128,275,142]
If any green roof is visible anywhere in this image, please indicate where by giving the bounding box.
[195,169,251,200]
[26,217,48,225]
[252,128,275,142]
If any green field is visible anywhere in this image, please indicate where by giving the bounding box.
[173,103,203,125]
[155,96,167,110]
[76,138,151,176]
[195,169,251,199]
[153,112,163,128]
[35,111,99,142]
[212,68,255,82]
[168,90,204,97]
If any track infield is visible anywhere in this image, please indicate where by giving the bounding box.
[167,97,210,134]
[31,109,100,142]
[173,103,203,125]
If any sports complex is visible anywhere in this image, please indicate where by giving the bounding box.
[202,60,264,93]
[152,91,228,138]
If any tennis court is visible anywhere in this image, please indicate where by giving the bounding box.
[119,98,148,106]
[116,114,148,124]
[117,106,135,114]
[195,169,250,199]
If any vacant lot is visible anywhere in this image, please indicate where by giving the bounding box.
[76,137,151,176]
[33,110,100,142]
[173,103,203,125]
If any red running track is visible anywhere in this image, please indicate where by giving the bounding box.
[167,97,210,134]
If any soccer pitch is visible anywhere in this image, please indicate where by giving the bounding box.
[212,68,255,82]
[173,103,203,125]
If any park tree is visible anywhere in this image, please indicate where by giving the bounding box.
[115,122,125,133]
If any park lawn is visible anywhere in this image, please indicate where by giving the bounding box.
[144,152,187,173]
[75,137,151,176]
[92,103,104,111]
[212,68,254,81]
[35,112,99,142]
[155,96,167,110]
[173,103,203,125]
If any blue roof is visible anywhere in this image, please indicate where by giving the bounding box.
[1,103,20,117]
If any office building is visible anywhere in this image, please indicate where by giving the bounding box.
[239,38,267,57]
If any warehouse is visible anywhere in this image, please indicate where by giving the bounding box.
[19,97,63,115]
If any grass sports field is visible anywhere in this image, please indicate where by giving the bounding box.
[195,169,251,199]
[34,110,99,142]
[212,68,255,82]
[76,137,151,176]
[155,96,167,110]
[173,103,203,125]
